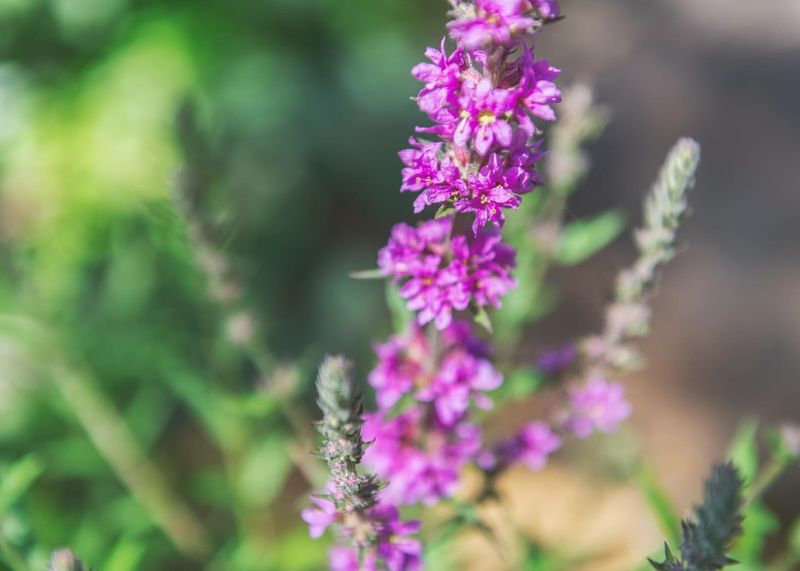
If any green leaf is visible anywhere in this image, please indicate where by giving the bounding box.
[733,500,778,563]
[789,516,800,555]
[0,454,44,512]
[556,210,625,266]
[496,368,545,403]
[385,282,411,331]
[435,205,455,219]
[237,433,293,507]
[727,418,760,484]
[635,465,681,547]
[349,268,385,279]
[103,537,146,571]
[473,306,492,333]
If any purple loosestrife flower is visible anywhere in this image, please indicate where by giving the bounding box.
[399,138,443,193]
[370,505,423,571]
[405,41,559,231]
[410,157,465,214]
[533,0,560,19]
[378,218,516,329]
[329,547,371,571]
[412,41,467,122]
[456,154,522,232]
[496,421,562,470]
[302,496,337,539]
[452,229,517,307]
[326,505,423,571]
[566,376,632,438]
[369,326,429,409]
[369,321,501,419]
[418,349,503,425]
[363,408,481,505]
[536,344,576,376]
[448,0,537,50]
[454,78,516,155]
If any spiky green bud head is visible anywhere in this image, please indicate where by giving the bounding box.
[316,355,362,428]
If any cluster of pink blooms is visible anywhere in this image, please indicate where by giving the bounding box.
[380,2,562,329]
[485,376,631,472]
[565,376,632,438]
[363,321,498,504]
[304,1,631,569]
[378,218,516,329]
[303,499,422,571]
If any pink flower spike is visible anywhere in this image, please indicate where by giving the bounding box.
[566,377,632,438]
[301,496,337,539]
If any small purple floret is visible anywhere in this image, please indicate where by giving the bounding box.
[566,376,632,438]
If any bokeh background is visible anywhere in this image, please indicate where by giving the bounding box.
[0,0,797,569]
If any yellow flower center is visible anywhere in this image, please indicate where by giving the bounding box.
[478,109,496,125]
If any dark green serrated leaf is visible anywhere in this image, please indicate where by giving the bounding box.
[648,463,744,571]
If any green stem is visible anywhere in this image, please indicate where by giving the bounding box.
[52,364,211,560]
[746,456,787,506]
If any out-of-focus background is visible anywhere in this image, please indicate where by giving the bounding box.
[0,0,797,569]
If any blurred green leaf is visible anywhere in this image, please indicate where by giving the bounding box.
[789,516,800,555]
[496,368,544,403]
[103,537,146,571]
[267,527,328,570]
[727,418,760,484]
[0,454,43,512]
[473,306,492,333]
[222,393,282,421]
[349,269,384,279]
[435,205,455,219]
[733,500,778,563]
[41,437,106,478]
[189,470,231,508]
[237,434,293,507]
[556,210,625,266]
[385,283,411,332]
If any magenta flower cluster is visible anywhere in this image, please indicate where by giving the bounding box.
[378,0,561,333]
[486,377,631,473]
[303,500,422,571]
[566,376,632,438]
[378,218,516,329]
[403,37,559,231]
[363,321,499,504]
[366,0,566,516]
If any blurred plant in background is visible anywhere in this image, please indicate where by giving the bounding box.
[0,0,797,570]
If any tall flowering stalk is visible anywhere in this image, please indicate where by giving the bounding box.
[363,0,562,511]
[304,1,705,569]
[303,357,422,571]
[306,3,563,567]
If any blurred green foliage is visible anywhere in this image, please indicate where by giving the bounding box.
[0,1,453,568]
